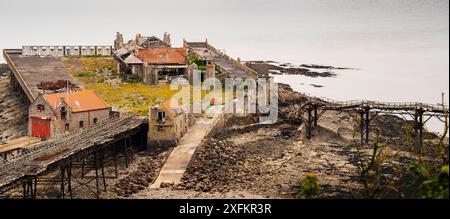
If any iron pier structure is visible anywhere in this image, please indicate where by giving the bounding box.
[0,115,148,199]
[299,97,448,152]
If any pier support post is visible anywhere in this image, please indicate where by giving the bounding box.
[94,148,100,199]
[67,161,73,199]
[313,107,318,127]
[60,165,65,199]
[22,176,37,199]
[413,108,424,154]
[306,108,313,139]
[359,110,365,145]
[365,107,370,144]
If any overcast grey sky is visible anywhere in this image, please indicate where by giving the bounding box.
[0,0,448,63]
[1,0,448,131]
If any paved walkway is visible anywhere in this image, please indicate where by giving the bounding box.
[151,110,222,188]
[0,136,40,154]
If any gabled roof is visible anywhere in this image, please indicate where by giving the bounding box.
[43,90,110,113]
[114,48,129,57]
[136,48,187,65]
[138,36,169,48]
[124,54,143,64]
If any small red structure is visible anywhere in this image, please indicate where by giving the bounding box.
[30,116,51,139]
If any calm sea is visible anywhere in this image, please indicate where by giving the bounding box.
[0,0,448,132]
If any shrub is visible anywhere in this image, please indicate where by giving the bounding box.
[410,163,449,199]
[298,173,321,199]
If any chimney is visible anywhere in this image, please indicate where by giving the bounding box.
[163,32,172,47]
[135,33,142,44]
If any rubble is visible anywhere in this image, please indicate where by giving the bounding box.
[0,64,10,76]
[36,80,79,91]
[113,147,173,197]
[178,138,264,193]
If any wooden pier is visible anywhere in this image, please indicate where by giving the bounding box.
[299,97,448,152]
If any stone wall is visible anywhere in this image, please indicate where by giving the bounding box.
[28,95,110,138]
[148,107,189,146]
[64,109,110,134]
[28,95,55,137]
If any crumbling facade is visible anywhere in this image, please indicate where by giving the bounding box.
[113,32,197,85]
[28,90,111,139]
[148,100,188,146]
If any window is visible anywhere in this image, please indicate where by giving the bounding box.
[61,107,66,119]
[79,121,84,128]
[37,104,45,112]
[93,118,98,124]
[65,124,70,132]
[157,126,164,132]
[157,111,166,121]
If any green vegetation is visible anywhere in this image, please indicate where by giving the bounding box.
[298,173,321,199]
[74,71,97,77]
[62,56,179,115]
[66,54,105,59]
[409,107,449,199]
[409,163,449,199]
[87,83,177,116]
[188,54,206,70]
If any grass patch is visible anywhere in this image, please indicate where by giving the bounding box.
[74,71,97,77]
[87,83,178,116]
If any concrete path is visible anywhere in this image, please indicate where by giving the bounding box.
[0,136,40,154]
[151,110,222,188]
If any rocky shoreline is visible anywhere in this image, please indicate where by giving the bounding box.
[247,61,355,78]
[155,83,445,199]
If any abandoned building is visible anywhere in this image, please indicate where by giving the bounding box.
[22,45,113,57]
[148,100,188,146]
[28,90,111,139]
[113,32,196,85]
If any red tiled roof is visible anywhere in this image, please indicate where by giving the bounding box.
[44,90,110,113]
[136,48,187,65]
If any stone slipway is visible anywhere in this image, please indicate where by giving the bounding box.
[151,110,222,188]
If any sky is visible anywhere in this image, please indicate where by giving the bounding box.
[0,0,448,132]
